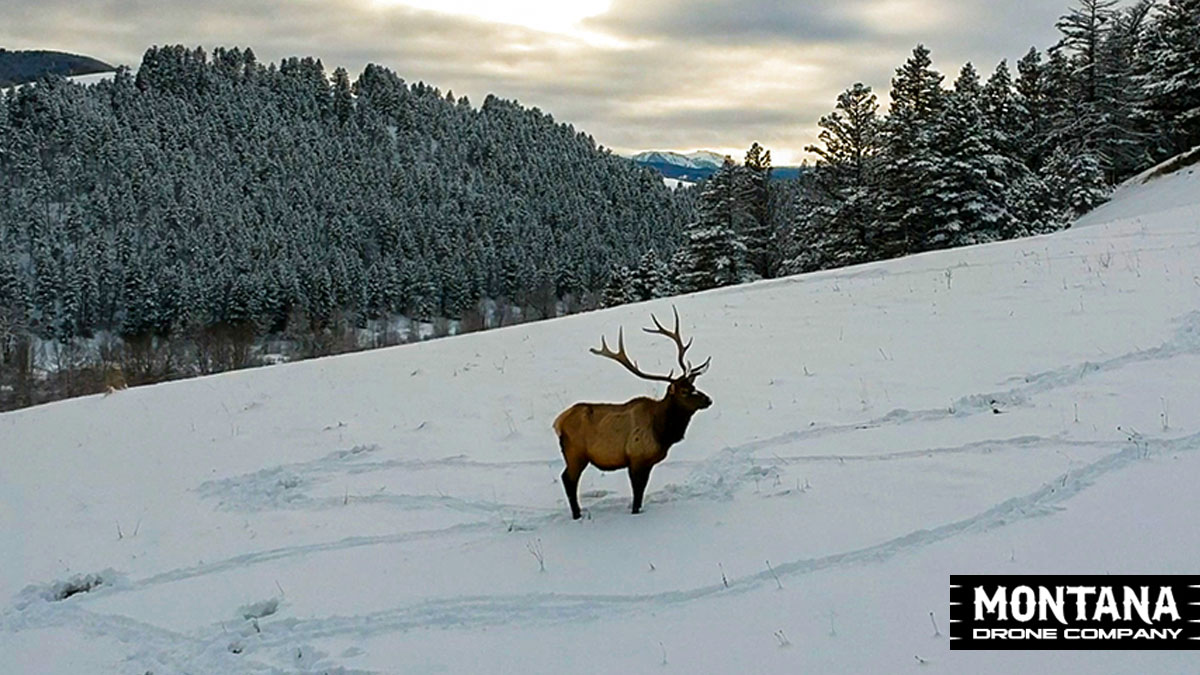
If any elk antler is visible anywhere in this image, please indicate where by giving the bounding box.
[590,327,677,382]
[644,306,711,380]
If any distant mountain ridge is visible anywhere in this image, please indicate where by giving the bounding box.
[632,150,729,170]
[631,149,804,182]
[0,49,114,87]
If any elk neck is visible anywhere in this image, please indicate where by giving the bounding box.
[653,393,696,450]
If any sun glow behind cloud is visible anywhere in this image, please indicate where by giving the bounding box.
[371,0,612,38]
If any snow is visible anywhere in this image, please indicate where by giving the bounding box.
[684,150,729,168]
[662,177,694,190]
[64,72,117,87]
[3,164,1200,673]
[1075,146,1200,228]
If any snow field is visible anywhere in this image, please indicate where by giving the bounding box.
[2,166,1199,673]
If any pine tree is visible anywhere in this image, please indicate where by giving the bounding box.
[674,161,750,293]
[982,61,1022,158]
[1099,0,1156,180]
[332,67,354,125]
[630,248,671,301]
[784,200,835,273]
[739,143,775,279]
[788,83,881,272]
[924,63,1014,248]
[877,45,946,257]
[407,263,438,323]
[1137,0,1200,155]
[57,262,82,340]
[1015,47,1052,170]
[0,253,26,336]
[556,255,585,300]
[1055,0,1120,105]
[602,265,633,308]
[441,258,472,319]
[1051,0,1132,180]
[1041,145,1110,220]
[0,94,10,170]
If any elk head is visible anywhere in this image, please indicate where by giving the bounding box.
[590,306,713,410]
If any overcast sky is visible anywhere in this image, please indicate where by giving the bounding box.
[1,0,1068,164]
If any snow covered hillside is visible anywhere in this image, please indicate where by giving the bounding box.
[3,163,1200,673]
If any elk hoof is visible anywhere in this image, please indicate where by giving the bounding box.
[571,511,582,520]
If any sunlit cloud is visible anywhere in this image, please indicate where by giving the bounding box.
[369,0,623,45]
[850,0,962,36]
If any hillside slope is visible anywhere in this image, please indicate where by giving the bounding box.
[0,49,113,87]
[0,46,690,396]
[2,165,1199,672]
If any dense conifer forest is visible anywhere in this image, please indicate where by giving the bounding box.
[648,0,1199,298]
[0,46,694,407]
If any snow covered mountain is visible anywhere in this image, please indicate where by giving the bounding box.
[632,149,804,182]
[631,149,731,182]
[2,154,1199,673]
[632,150,730,170]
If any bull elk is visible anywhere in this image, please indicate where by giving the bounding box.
[553,307,712,519]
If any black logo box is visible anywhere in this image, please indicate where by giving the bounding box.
[950,575,1200,650]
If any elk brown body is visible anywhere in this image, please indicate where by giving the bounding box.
[553,308,712,519]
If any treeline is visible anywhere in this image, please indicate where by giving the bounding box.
[0,46,693,409]
[603,0,1198,300]
[788,0,1198,272]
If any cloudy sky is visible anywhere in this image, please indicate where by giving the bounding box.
[2,0,1067,164]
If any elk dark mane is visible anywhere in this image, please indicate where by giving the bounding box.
[654,397,696,449]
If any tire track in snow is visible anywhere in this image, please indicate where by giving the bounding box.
[594,432,1117,511]
[195,312,1200,515]
[344,456,559,473]
[22,316,1192,613]
[132,520,499,590]
[1,600,266,674]
[191,310,1199,525]
[685,310,1200,487]
[12,313,1194,668]
[7,431,1047,615]
[196,443,556,517]
[764,435,1125,464]
[192,430,1200,651]
[11,432,1194,669]
[84,432,1142,590]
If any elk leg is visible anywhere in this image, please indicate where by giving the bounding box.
[561,467,584,520]
[559,433,586,520]
[629,465,651,514]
